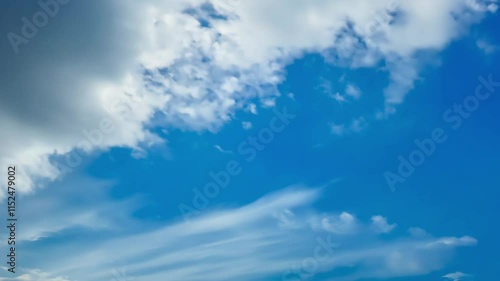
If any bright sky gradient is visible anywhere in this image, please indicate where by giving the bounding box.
[0,0,499,280]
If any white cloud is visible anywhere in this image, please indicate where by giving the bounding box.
[325,79,360,103]
[371,215,397,234]
[0,269,72,281]
[214,144,233,154]
[272,208,299,229]
[321,212,359,234]
[247,103,258,115]
[345,83,362,100]
[408,227,430,237]
[261,98,277,108]
[331,92,347,104]
[330,117,368,136]
[130,147,148,159]
[0,177,141,242]
[443,271,471,281]
[476,39,498,54]
[351,117,368,133]
[4,186,477,281]
[241,121,253,130]
[0,0,496,193]
[330,123,346,136]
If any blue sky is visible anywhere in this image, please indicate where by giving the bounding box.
[0,0,499,281]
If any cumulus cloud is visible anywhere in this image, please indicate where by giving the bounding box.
[0,0,497,193]
[321,212,359,234]
[371,215,397,234]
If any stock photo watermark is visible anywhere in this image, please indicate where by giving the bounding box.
[178,106,297,221]
[6,166,17,274]
[282,235,337,281]
[7,0,71,54]
[385,74,500,191]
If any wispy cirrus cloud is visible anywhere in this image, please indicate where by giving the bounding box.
[2,184,477,281]
[0,268,72,281]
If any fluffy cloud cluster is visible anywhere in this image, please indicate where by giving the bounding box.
[0,0,497,193]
